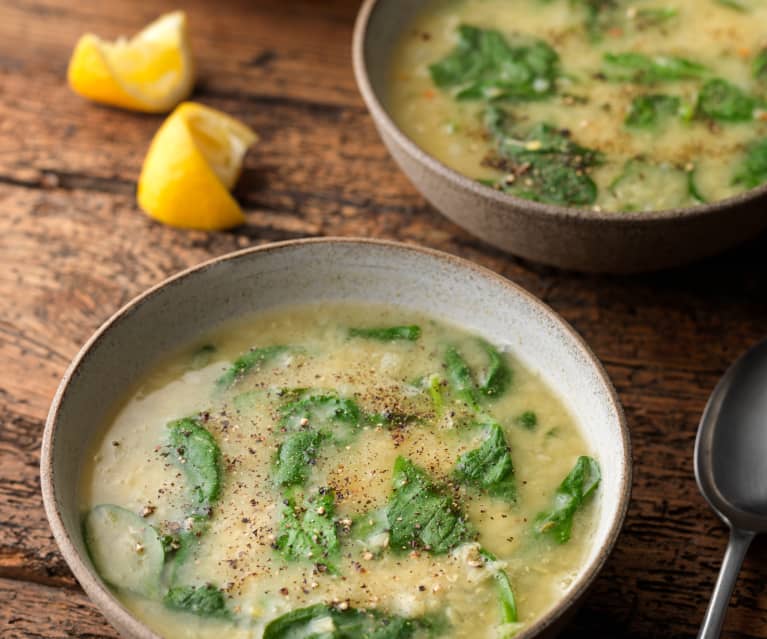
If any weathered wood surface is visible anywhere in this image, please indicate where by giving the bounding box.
[1,0,766,637]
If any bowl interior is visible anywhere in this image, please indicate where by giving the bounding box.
[43,239,629,637]
[357,0,421,105]
[354,0,767,225]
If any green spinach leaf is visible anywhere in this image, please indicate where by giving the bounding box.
[163,584,231,618]
[263,603,420,639]
[484,105,602,207]
[445,335,513,409]
[603,52,707,84]
[167,417,221,513]
[479,548,518,624]
[275,489,340,570]
[625,94,680,127]
[515,411,538,430]
[387,456,474,554]
[331,608,419,639]
[215,345,290,389]
[697,78,756,121]
[274,430,325,487]
[280,391,417,437]
[733,138,767,188]
[507,159,599,205]
[349,325,422,341]
[279,393,362,431]
[264,603,330,639]
[607,157,694,209]
[424,373,445,417]
[534,456,601,543]
[487,107,603,166]
[445,346,481,410]
[454,422,516,502]
[429,25,559,101]
[475,339,513,399]
[570,0,619,39]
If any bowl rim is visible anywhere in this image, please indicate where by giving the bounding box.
[41,237,632,639]
[351,0,767,225]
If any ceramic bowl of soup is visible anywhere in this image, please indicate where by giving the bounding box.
[41,238,630,639]
[353,0,767,273]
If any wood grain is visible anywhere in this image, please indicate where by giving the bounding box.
[1,578,116,638]
[1,0,767,637]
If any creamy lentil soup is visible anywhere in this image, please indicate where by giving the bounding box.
[388,0,767,212]
[82,304,599,638]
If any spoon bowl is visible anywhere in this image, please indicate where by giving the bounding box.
[694,337,767,638]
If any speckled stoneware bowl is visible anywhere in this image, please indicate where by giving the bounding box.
[352,0,767,274]
[41,238,631,638]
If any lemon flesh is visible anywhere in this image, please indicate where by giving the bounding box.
[137,102,257,231]
[68,11,194,113]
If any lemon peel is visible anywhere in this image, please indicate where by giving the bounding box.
[137,102,257,231]
[68,11,194,113]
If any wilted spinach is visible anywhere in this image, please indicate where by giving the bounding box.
[697,78,756,121]
[275,489,340,571]
[273,430,325,487]
[444,336,512,409]
[164,584,231,619]
[603,52,707,84]
[387,456,474,554]
[429,25,559,101]
[625,94,681,127]
[484,105,603,206]
[479,548,518,624]
[279,393,362,431]
[215,345,290,389]
[454,422,516,502]
[534,456,601,543]
[515,410,538,430]
[349,325,422,341]
[733,138,767,188]
[167,417,222,513]
[263,603,422,639]
[570,0,620,39]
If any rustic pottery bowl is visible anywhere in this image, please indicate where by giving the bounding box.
[41,238,631,638]
[352,0,767,274]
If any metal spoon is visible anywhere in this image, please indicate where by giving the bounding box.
[694,338,767,639]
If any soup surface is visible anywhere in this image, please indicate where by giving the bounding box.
[388,0,767,212]
[82,304,599,638]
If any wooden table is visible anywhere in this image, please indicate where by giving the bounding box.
[1,0,766,637]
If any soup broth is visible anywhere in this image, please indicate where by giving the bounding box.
[82,304,599,638]
[388,0,767,212]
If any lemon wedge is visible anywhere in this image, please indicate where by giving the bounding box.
[137,102,257,230]
[68,11,194,113]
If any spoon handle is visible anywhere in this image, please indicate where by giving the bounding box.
[697,527,756,639]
